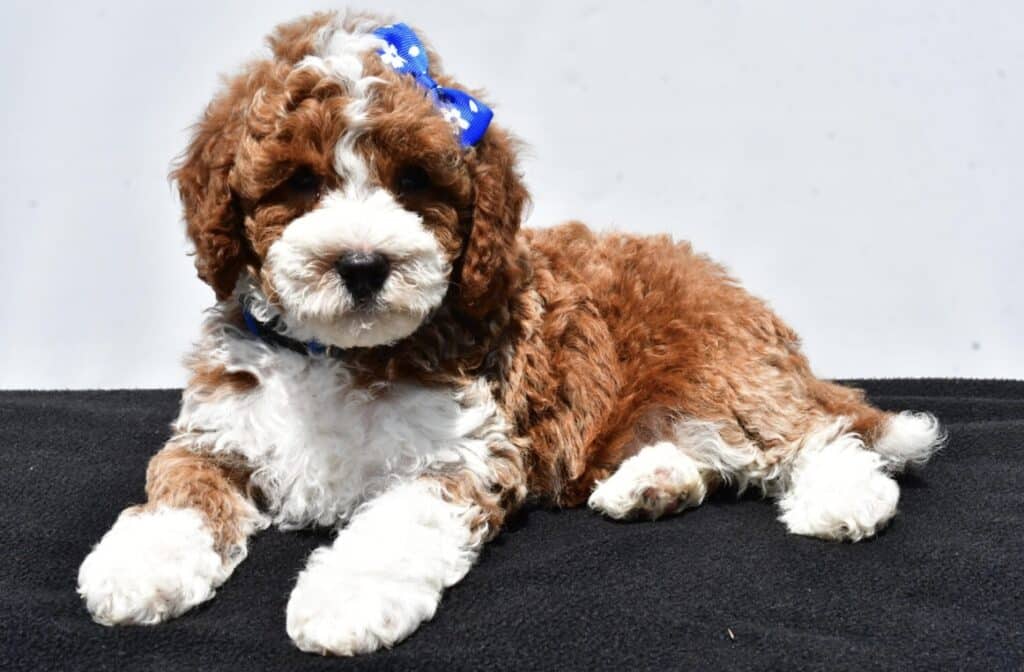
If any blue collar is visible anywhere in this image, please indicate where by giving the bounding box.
[240,302,332,357]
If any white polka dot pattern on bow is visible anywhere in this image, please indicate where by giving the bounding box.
[380,43,406,69]
[442,106,470,131]
[373,22,493,147]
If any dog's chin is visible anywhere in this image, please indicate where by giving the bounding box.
[301,309,427,349]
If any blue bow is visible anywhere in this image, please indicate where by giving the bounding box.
[373,23,493,147]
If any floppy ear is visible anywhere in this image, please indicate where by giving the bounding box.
[459,127,529,317]
[171,85,253,301]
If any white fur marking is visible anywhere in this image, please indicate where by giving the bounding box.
[77,506,231,625]
[778,428,899,542]
[295,16,385,197]
[286,480,479,655]
[670,418,787,495]
[873,411,945,472]
[589,442,707,519]
[175,311,505,530]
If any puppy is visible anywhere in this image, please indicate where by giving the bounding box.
[78,11,945,656]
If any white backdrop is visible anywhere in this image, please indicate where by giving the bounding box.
[1,1,1021,389]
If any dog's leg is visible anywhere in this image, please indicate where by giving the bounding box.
[777,421,902,541]
[587,416,775,520]
[671,370,942,541]
[285,480,478,655]
[286,449,525,657]
[588,442,709,519]
[770,393,937,540]
[588,386,943,541]
[775,409,944,542]
[77,443,264,625]
[286,480,477,655]
[764,381,943,541]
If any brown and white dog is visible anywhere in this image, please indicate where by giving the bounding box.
[78,11,944,656]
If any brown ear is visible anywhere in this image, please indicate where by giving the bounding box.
[459,127,529,317]
[171,84,252,301]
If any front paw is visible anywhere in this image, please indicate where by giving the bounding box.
[77,506,229,625]
[286,546,442,656]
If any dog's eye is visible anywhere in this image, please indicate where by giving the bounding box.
[395,165,431,195]
[286,167,321,195]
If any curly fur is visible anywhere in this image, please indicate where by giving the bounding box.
[79,10,945,656]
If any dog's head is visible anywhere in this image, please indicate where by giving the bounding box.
[173,12,527,348]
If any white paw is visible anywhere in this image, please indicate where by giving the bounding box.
[77,506,231,625]
[779,434,900,542]
[589,442,707,520]
[286,545,442,656]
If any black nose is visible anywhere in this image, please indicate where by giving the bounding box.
[335,251,390,303]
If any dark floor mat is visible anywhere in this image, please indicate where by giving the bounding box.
[2,379,1021,671]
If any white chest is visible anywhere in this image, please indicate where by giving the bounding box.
[174,327,503,529]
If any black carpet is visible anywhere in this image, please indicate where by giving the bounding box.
[1,379,1022,671]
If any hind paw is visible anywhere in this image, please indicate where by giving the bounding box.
[589,442,707,520]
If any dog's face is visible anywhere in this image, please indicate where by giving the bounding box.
[174,13,527,348]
